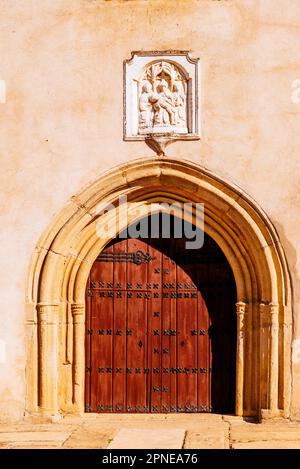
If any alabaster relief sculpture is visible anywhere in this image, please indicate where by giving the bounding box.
[138,61,188,135]
[124,52,199,154]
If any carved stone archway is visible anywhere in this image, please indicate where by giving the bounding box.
[26,158,292,419]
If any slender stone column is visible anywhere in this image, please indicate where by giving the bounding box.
[37,303,59,414]
[71,303,85,412]
[245,303,253,414]
[259,303,269,410]
[269,303,279,414]
[235,302,247,416]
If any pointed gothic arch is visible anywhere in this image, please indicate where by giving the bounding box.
[26,157,292,419]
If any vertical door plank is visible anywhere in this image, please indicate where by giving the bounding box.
[112,240,127,413]
[161,244,177,412]
[126,238,148,412]
[147,241,162,413]
[197,293,210,412]
[176,253,198,412]
[90,244,114,413]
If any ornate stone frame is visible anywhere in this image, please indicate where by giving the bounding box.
[26,158,292,420]
[123,51,200,155]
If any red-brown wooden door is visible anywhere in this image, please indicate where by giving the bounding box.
[85,233,236,414]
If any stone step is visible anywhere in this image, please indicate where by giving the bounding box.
[107,428,186,449]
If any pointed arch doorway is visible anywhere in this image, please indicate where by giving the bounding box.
[85,217,237,414]
[26,158,292,420]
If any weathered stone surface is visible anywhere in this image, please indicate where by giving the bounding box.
[0,431,71,442]
[107,428,186,449]
[232,440,300,449]
[230,423,300,443]
[6,441,64,449]
[0,442,9,448]
[84,415,294,433]
[230,421,300,431]
[77,414,224,431]
[0,416,300,449]
[0,424,77,433]
[184,431,229,449]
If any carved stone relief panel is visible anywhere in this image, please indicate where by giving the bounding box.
[138,61,188,135]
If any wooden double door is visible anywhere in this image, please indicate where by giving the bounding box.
[85,233,236,414]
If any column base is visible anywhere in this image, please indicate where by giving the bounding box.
[24,410,63,424]
[260,408,286,422]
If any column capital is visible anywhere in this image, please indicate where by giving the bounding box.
[269,303,279,315]
[71,303,85,315]
[236,301,247,315]
[36,303,59,324]
[37,302,59,309]
[259,302,279,320]
[71,303,85,325]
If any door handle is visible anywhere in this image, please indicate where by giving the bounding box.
[138,340,143,348]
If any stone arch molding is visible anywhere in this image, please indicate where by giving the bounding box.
[26,158,292,419]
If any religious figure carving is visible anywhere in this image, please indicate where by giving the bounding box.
[138,61,188,134]
[138,81,153,128]
[172,82,186,126]
[153,79,176,126]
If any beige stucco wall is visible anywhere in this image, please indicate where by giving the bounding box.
[0,0,300,420]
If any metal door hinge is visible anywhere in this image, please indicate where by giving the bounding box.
[96,250,155,265]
